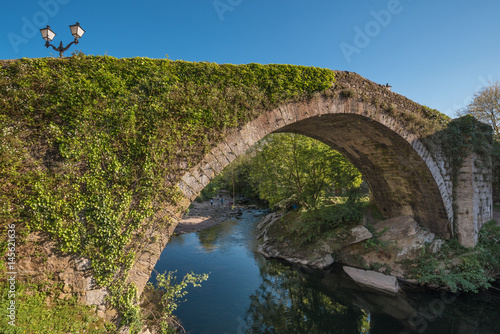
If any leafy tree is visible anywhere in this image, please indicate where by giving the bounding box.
[457,81,500,140]
[248,133,362,209]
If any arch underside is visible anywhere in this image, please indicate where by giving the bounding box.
[274,114,450,238]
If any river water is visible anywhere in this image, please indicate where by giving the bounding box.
[150,208,500,334]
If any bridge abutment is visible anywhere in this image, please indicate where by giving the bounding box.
[455,153,493,247]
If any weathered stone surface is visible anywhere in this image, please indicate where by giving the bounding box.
[75,258,91,271]
[345,225,373,245]
[257,212,282,231]
[86,289,107,305]
[376,216,435,260]
[338,216,439,277]
[343,266,401,295]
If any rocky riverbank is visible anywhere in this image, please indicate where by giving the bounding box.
[256,211,446,294]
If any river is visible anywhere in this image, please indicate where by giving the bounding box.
[149,207,500,333]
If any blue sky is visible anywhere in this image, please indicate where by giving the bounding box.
[1,0,499,117]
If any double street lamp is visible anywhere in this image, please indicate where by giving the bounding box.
[40,22,85,58]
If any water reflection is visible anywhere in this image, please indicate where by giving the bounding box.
[152,208,500,334]
[196,219,238,252]
[245,259,369,334]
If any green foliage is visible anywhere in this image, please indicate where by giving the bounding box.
[406,221,500,293]
[151,270,209,333]
[249,133,362,209]
[212,153,256,198]
[195,153,256,202]
[196,175,224,202]
[0,282,111,333]
[432,115,494,232]
[107,279,141,332]
[269,196,368,245]
[363,224,392,251]
[0,56,335,292]
[439,115,493,174]
[301,196,365,234]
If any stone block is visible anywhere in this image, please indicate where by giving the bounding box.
[345,225,373,245]
[86,289,107,305]
[343,266,401,295]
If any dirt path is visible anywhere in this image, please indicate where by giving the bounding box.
[174,200,241,234]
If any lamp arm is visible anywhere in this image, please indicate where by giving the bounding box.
[45,38,80,58]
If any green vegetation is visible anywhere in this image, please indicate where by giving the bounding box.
[198,132,366,245]
[265,196,369,247]
[0,281,113,333]
[196,153,255,202]
[0,271,208,334]
[492,139,500,203]
[0,55,335,326]
[405,220,500,293]
[363,224,392,252]
[249,133,362,209]
[197,132,364,208]
[451,81,500,205]
[143,271,209,334]
[429,115,495,233]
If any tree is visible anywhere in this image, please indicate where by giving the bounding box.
[248,133,362,209]
[457,81,500,140]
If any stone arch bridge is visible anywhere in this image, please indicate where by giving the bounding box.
[124,71,493,305]
[12,67,493,317]
[177,73,492,247]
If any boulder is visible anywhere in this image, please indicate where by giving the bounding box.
[343,266,401,295]
[345,225,373,245]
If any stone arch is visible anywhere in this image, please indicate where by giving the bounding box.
[179,92,453,239]
[128,73,492,304]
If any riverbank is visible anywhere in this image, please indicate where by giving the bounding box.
[257,207,500,294]
[174,200,243,234]
[152,204,500,334]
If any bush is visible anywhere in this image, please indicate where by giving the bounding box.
[406,221,500,293]
[277,194,367,243]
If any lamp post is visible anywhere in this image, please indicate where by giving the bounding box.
[40,22,85,58]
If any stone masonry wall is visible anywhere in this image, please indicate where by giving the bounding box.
[455,153,493,247]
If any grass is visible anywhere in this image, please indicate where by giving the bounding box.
[0,282,114,334]
[404,220,500,293]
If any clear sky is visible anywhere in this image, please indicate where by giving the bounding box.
[1,0,499,117]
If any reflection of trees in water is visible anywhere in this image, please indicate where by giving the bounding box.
[245,259,370,334]
[196,219,237,251]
